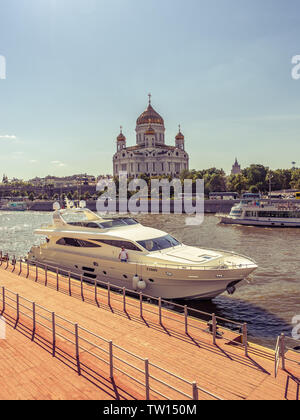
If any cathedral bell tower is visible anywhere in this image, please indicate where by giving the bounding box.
[175,125,185,150]
[116,126,126,152]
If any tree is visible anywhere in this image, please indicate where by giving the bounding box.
[291,169,300,190]
[242,164,269,192]
[227,173,248,194]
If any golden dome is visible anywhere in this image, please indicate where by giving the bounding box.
[175,131,184,140]
[117,127,126,141]
[175,124,184,140]
[137,97,164,126]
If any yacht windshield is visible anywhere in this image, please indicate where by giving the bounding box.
[137,235,181,252]
[99,218,139,228]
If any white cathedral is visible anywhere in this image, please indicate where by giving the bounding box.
[113,95,189,178]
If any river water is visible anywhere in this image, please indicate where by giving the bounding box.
[0,211,299,349]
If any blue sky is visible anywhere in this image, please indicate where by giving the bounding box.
[0,0,300,179]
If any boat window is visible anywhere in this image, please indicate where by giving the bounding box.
[93,239,142,251]
[56,238,101,248]
[68,221,102,228]
[99,218,139,228]
[137,235,181,252]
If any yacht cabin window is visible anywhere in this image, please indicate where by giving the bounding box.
[56,238,101,248]
[137,235,181,252]
[93,239,142,251]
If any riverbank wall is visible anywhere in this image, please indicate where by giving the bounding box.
[21,199,237,214]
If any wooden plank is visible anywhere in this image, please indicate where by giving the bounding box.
[0,263,299,400]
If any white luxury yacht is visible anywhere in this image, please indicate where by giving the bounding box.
[27,202,258,299]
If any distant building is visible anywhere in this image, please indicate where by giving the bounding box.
[113,95,189,178]
[231,158,241,175]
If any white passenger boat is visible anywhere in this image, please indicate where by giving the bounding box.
[220,200,300,227]
[0,201,27,211]
[27,202,257,300]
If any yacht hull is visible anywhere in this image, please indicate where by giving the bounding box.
[28,249,256,300]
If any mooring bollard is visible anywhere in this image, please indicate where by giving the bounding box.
[192,381,199,400]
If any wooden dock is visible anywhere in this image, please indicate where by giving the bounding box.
[0,260,299,400]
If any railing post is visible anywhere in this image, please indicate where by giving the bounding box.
[52,312,56,357]
[35,264,38,282]
[45,265,48,286]
[140,292,143,318]
[123,287,126,312]
[16,293,19,323]
[68,272,71,296]
[158,297,162,325]
[184,305,188,335]
[280,333,286,370]
[56,268,59,291]
[0,250,2,266]
[26,260,29,278]
[19,258,22,275]
[109,341,113,379]
[75,323,81,375]
[80,275,84,301]
[145,359,150,400]
[32,302,36,340]
[95,279,98,306]
[243,323,248,357]
[192,381,199,400]
[12,255,16,272]
[1,286,5,311]
[6,254,9,269]
[107,283,111,307]
[212,313,217,346]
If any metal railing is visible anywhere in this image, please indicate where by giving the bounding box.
[0,251,250,357]
[0,284,223,400]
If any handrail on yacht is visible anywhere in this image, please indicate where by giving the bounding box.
[0,283,223,400]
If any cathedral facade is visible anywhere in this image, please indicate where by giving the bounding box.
[113,96,189,178]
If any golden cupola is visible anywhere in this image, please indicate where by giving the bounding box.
[136,94,164,127]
